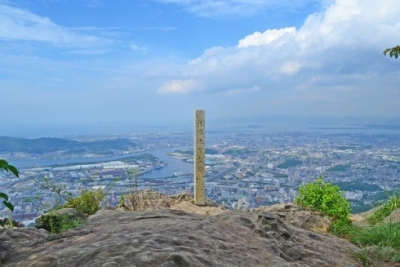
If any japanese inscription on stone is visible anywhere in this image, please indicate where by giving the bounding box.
[194,110,205,205]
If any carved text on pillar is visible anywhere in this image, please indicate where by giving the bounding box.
[194,110,205,205]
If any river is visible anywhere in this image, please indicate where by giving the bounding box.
[9,147,194,179]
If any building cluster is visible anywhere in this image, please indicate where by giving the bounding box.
[1,131,400,225]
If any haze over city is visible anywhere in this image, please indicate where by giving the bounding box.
[1,0,400,136]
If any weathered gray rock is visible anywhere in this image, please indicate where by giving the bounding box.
[252,203,332,233]
[0,227,49,265]
[1,207,360,267]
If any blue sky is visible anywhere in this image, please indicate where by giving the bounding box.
[1,0,400,134]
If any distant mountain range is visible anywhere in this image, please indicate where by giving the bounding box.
[0,136,137,155]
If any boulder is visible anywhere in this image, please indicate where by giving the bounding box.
[1,207,360,267]
[0,227,49,265]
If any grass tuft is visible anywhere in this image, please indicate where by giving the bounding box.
[367,192,400,225]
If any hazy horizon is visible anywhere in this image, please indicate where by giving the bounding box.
[1,0,400,131]
[3,114,400,138]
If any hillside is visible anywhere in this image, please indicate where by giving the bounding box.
[0,136,137,156]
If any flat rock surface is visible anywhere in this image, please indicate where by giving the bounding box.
[1,207,360,267]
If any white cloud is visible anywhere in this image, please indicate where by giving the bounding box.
[280,62,302,75]
[156,0,400,116]
[158,79,198,93]
[225,86,260,95]
[238,27,296,48]
[0,3,113,48]
[130,43,148,52]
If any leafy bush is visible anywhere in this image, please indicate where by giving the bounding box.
[40,212,86,234]
[34,175,109,215]
[295,175,352,233]
[33,176,106,233]
[64,189,105,215]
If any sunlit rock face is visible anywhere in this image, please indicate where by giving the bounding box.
[0,198,359,267]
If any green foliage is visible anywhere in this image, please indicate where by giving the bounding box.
[0,159,19,177]
[41,213,86,234]
[0,159,19,227]
[347,192,400,266]
[353,246,374,267]
[351,222,400,248]
[367,192,400,225]
[64,190,105,215]
[349,222,400,266]
[33,175,113,233]
[119,194,125,205]
[277,159,302,169]
[0,192,14,213]
[295,175,352,233]
[384,45,400,59]
[34,175,110,216]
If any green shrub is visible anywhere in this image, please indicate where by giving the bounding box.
[64,190,105,215]
[41,212,86,234]
[295,175,352,233]
[367,192,400,225]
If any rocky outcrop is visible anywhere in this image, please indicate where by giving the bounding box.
[0,227,49,264]
[119,191,226,216]
[0,199,360,267]
[252,203,332,233]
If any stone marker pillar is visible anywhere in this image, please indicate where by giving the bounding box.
[194,110,205,206]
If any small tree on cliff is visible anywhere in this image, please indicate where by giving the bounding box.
[295,175,351,234]
[383,45,400,58]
